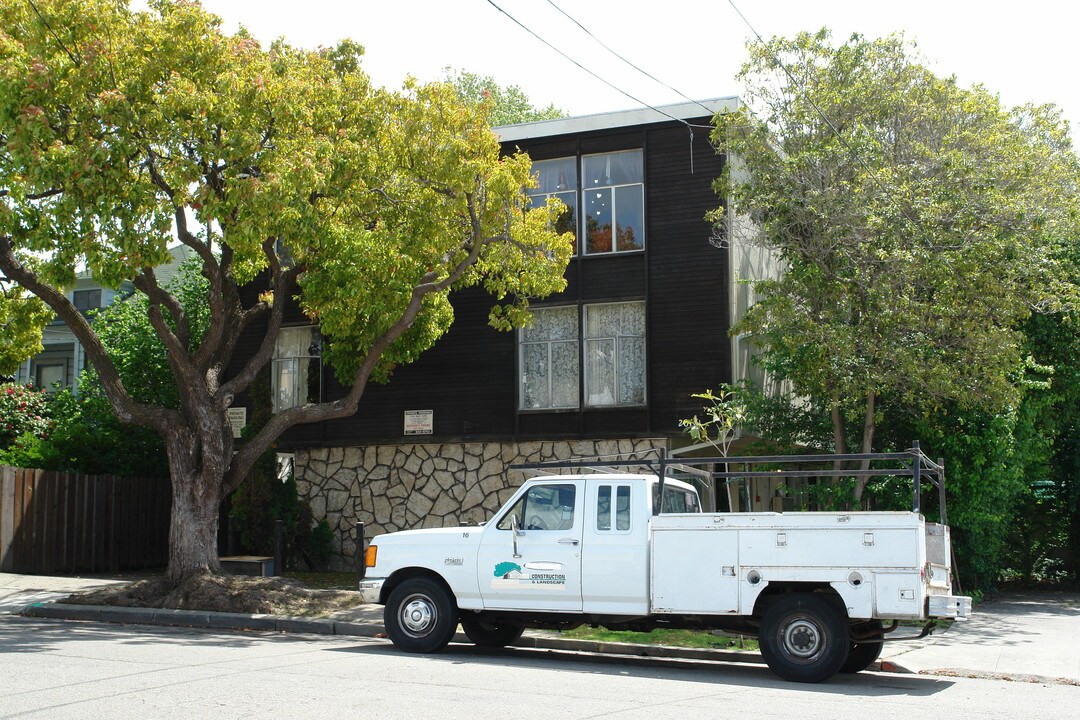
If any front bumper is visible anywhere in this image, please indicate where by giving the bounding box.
[929,594,973,620]
[357,577,386,604]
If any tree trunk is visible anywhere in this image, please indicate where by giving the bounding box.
[167,474,222,583]
[164,427,224,584]
[852,390,877,504]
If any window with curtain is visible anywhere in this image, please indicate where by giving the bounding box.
[272,326,322,413]
[519,306,579,410]
[527,157,579,253]
[582,150,644,255]
[584,301,646,407]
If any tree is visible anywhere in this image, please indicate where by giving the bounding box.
[713,30,1080,500]
[0,285,50,375]
[0,0,572,584]
[442,67,564,126]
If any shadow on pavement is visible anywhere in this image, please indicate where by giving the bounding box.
[0,615,322,654]
[333,640,957,698]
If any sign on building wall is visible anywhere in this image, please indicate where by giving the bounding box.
[404,409,433,435]
[226,407,247,439]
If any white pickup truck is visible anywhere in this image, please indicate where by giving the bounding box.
[358,448,971,683]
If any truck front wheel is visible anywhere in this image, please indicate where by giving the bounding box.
[384,577,458,653]
[460,616,525,648]
[759,593,849,683]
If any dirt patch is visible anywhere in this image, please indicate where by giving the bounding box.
[64,573,368,617]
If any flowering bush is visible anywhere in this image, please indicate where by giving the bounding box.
[0,383,54,449]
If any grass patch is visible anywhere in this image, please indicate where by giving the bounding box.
[559,626,758,651]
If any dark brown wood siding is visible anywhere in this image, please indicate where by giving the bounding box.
[235,115,732,448]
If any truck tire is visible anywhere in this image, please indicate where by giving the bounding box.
[384,577,458,653]
[759,593,849,683]
[841,620,884,673]
[460,616,525,648]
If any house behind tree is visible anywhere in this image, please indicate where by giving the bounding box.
[232,98,779,570]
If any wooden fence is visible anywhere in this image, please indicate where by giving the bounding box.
[0,466,170,575]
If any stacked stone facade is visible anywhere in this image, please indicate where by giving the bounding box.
[294,438,666,571]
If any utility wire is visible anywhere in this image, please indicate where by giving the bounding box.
[484,0,697,129]
[544,0,718,120]
[485,0,722,170]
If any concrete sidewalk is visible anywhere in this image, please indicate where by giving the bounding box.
[3,572,1078,683]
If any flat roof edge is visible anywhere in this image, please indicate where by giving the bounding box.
[495,97,740,142]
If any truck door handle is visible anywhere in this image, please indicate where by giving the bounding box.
[558,538,579,545]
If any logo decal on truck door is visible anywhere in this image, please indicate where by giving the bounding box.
[492,561,566,588]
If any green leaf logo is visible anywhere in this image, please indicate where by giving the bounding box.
[494,562,522,578]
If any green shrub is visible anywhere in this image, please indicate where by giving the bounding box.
[0,383,53,449]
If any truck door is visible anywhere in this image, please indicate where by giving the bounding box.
[476,480,584,611]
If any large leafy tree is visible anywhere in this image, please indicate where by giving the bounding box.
[714,30,1080,499]
[0,284,50,375]
[442,67,564,126]
[0,0,571,583]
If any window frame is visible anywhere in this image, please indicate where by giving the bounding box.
[271,325,323,413]
[580,149,645,256]
[518,305,580,411]
[595,483,633,534]
[583,300,647,409]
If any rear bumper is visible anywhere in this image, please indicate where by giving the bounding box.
[357,577,386,604]
[929,594,973,620]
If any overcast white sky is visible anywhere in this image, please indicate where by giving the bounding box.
[191,0,1077,132]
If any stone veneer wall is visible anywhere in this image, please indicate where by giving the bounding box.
[294,438,667,571]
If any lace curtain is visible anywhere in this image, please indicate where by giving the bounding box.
[273,326,319,412]
[585,302,645,407]
[520,307,579,409]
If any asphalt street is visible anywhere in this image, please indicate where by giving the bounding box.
[2,615,1077,720]
[4,572,1079,683]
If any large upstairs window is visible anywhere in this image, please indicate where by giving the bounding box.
[583,150,644,255]
[528,158,579,254]
[527,150,645,256]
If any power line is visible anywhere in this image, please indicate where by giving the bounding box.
[544,0,717,119]
[483,0,698,129]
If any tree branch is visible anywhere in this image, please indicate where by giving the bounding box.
[0,235,179,433]
[223,199,493,492]
[133,266,189,349]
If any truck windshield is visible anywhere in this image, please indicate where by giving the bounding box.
[653,484,701,513]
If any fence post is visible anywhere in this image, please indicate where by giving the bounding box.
[273,519,283,577]
[0,467,15,573]
[356,522,366,580]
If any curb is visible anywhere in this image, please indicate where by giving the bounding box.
[20,602,764,665]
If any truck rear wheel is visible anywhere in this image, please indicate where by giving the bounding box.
[841,620,884,673]
[759,593,849,683]
[460,616,525,648]
[384,577,458,653]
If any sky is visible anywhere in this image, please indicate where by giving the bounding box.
[188,0,1080,133]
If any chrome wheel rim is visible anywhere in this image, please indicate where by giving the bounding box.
[399,594,437,637]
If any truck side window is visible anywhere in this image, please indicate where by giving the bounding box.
[596,484,632,532]
[497,484,577,531]
[653,485,702,513]
[616,486,631,530]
